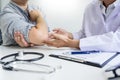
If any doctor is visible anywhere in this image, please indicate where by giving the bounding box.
[45,0,120,52]
[15,0,120,51]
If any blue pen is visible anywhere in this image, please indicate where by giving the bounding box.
[71,50,100,54]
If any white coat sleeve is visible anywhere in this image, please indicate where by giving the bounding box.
[80,29,120,52]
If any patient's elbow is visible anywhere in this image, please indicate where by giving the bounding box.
[28,28,48,45]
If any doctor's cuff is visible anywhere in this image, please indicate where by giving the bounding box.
[79,38,94,51]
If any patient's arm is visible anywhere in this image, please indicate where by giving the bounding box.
[28,10,48,45]
[14,10,48,47]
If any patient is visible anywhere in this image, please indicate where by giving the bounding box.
[0,0,48,47]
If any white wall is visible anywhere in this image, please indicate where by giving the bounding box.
[0,0,93,32]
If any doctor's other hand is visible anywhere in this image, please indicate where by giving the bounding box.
[46,33,69,48]
[14,32,34,47]
[52,28,73,39]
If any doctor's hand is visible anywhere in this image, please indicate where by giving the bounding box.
[46,33,70,48]
[51,28,73,39]
[14,32,34,47]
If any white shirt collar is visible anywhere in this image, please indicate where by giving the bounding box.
[98,0,120,20]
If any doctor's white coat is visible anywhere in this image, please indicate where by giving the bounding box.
[72,0,120,52]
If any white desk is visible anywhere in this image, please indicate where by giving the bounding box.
[0,46,118,80]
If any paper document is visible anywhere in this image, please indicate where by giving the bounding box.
[49,51,118,68]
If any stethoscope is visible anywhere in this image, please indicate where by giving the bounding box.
[0,51,56,74]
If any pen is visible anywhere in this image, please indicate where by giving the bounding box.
[71,50,100,54]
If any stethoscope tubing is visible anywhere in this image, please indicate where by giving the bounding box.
[0,52,44,65]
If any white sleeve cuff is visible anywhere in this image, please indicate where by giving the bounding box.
[80,38,95,51]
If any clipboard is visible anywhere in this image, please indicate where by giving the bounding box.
[49,52,118,68]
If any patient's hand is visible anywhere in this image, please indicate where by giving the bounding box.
[14,32,34,47]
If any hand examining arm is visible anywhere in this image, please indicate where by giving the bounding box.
[14,32,34,47]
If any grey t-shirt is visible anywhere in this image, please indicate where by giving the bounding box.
[0,1,46,46]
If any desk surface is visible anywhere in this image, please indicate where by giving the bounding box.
[0,46,116,80]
